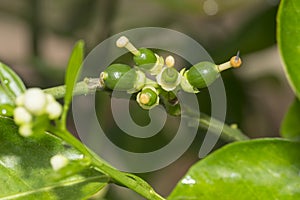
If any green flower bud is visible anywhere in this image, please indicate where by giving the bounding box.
[100,64,137,91]
[115,36,164,75]
[136,86,159,110]
[179,68,199,93]
[133,48,157,69]
[156,67,181,92]
[186,61,220,89]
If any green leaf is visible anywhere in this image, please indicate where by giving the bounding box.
[281,99,300,141]
[0,63,26,117]
[277,0,300,98]
[61,40,84,127]
[168,138,300,200]
[0,62,26,99]
[0,116,108,200]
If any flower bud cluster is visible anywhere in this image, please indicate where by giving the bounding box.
[100,36,242,110]
[13,88,62,137]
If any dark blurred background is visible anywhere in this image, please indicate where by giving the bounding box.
[0,0,293,199]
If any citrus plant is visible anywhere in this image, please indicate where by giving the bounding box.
[0,0,299,199]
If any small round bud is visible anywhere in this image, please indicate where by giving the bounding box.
[46,101,62,120]
[15,94,24,106]
[46,94,55,104]
[100,64,137,91]
[23,88,47,115]
[186,61,219,89]
[13,107,32,125]
[179,68,199,93]
[133,48,157,69]
[19,124,33,137]
[165,56,175,68]
[50,154,69,171]
[136,86,159,110]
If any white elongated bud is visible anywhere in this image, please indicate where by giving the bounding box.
[46,101,62,120]
[50,154,69,171]
[23,88,47,115]
[13,107,32,125]
[116,36,141,56]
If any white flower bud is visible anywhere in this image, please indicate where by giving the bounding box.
[15,94,25,106]
[23,88,47,115]
[50,154,69,171]
[13,107,32,125]
[46,94,55,104]
[46,101,62,120]
[19,124,33,137]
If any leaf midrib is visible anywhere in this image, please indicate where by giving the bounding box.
[0,175,107,200]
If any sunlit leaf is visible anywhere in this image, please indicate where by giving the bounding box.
[0,62,26,99]
[168,139,300,199]
[61,40,84,127]
[277,0,300,98]
[0,116,108,200]
[281,99,300,141]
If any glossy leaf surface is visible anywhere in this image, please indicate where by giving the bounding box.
[277,0,300,98]
[281,99,300,141]
[0,116,108,200]
[63,40,84,116]
[168,139,300,200]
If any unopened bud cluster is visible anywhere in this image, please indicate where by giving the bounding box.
[13,88,62,137]
[100,36,242,110]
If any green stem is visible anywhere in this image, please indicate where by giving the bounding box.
[44,79,94,99]
[197,113,249,141]
[49,126,165,200]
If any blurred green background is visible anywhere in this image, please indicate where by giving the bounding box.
[0,0,293,199]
